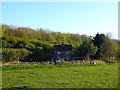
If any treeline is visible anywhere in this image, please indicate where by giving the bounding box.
[0,24,119,63]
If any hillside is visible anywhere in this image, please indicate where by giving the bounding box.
[0,24,119,63]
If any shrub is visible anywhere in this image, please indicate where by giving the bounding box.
[2,40,7,48]
[2,48,31,63]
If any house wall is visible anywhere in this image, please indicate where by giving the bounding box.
[54,51,72,61]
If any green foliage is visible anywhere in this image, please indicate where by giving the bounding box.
[118,48,120,58]
[25,43,35,50]
[2,40,7,48]
[2,48,31,62]
[1,35,54,62]
[1,24,119,62]
[2,24,83,48]
[0,25,2,37]
[100,39,117,59]
[92,33,117,59]
[76,40,98,59]
[2,48,16,62]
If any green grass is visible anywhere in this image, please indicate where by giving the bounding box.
[2,63,118,88]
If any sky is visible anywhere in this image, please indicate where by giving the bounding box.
[2,2,118,39]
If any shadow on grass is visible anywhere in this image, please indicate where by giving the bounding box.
[12,85,31,89]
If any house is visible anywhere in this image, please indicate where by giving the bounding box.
[53,42,72,63]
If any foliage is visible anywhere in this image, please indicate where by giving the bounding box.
[0,24,119,62]
[92,33,117,59]
[76,40,98,59]
[100,39,117,59]
[2,48,31,62]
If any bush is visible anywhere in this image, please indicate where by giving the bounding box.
[2,48,31,63]
[2,40,7,48]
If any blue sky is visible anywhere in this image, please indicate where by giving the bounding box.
[2,2,118,39]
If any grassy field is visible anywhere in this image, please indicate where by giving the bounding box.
[2,63,118,88]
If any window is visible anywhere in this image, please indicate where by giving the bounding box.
[58,52,60,55]
[57,56,61,59]
[66,57,69,60]
[66,52,69,55]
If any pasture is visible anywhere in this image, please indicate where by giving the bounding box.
[2,63,118,89]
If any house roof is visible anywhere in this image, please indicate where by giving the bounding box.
[54,45,72,51]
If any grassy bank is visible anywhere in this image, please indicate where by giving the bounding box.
[2,63,118,88]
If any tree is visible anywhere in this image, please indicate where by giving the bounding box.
[48,34,55,41]
[106,32,114,39]
[117,47,120,61]
[93,33,117,60]
[2,48,31,62]
[92,33,107,59]
[77,41,98,60]
[2,40,7,48]
[101,39,117,58]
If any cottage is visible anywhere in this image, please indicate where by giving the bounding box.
[53,42,72,63]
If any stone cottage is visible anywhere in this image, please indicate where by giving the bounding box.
[53,42,72,63]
